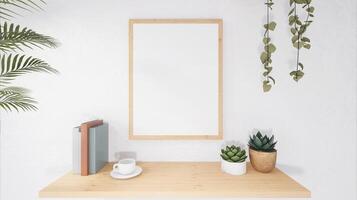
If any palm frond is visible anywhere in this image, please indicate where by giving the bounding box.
[0,53,58,84]
[1,0,45,9]
[0,0,45,19]
[1,86,30,93]
[0,22,58,52]
[0,86,37,112]
[0,7,20,20]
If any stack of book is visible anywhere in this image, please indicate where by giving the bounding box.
[73,120,108,176]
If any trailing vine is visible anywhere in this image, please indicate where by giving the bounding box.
[260,0,276,92]
[288,0,314,82]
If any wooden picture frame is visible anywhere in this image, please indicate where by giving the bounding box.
[129,19,223,140]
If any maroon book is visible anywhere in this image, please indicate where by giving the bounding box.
[80,120,103,176]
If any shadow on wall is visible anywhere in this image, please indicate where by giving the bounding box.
[277,164,305,175]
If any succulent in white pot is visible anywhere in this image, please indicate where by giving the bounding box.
[220,145,247,175]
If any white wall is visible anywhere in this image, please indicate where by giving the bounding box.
[1,0,356,200]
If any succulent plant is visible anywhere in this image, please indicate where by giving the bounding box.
[249,131,277,152]
[220,145,247,163]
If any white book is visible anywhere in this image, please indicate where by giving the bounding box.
[72,127,81,174]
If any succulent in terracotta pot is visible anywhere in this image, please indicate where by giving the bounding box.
[248,131,277,173]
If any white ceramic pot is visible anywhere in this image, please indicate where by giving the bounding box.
[221,159,246,175]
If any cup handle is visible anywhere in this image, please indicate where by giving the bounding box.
[113,163,119,170]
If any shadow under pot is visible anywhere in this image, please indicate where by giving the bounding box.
[249,148,277,173]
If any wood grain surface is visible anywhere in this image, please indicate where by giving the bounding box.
[39,162,310,198]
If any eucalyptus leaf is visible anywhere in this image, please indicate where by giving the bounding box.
[268,58,272,64]
[289,0,314,83]
[296,19,302,25]
[295,0,311,4]
[264,21,277,31]
[289,15,295,25]
[265,43,276,53]
[290,70,304,82]
[265,66,272,73]
[291,35,299,43]
[304,43,311,49]
[263,37,271,44]
[298,62,304,70]
[263,81,272,92]
[299,25,307,34]
[301,37,310,42]
[261,0,275,92]
[260,52,268,64]
[263,66,273,76]
[296,70,304,77]
[293,41,303,49]
[307,6,315,13]
[290,71,297,76]
[269,21,277,31]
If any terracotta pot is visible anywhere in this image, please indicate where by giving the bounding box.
[249,148,277,173]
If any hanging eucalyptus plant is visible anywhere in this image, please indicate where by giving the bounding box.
[260,0,276,92]
[288,0,314,82]
[0,0,58,112]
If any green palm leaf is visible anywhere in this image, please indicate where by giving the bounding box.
[0,0,45,19]
[0,86,37,111]
[0,0,58,112]
[0,22,58,52]
[0,53,58,84]
[0,7,20,20]
[1,86,30,93]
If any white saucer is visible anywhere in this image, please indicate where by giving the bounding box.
[110,166,142,179]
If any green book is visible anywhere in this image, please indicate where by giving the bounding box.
[89,123,109,174]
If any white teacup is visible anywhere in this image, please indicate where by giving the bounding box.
[113,158,136,175]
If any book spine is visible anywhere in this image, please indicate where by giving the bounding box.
[89,124,109,174]
[80,120,103,176]
[89,128,96,174]
[80,123,89,176]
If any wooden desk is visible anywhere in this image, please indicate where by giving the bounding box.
[39,162,310,198]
